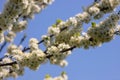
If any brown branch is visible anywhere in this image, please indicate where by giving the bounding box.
[46,46,76,58]
[0,61,17,67]
[0,46,76,67]
[60,46,76,53]
[114,31,120,35]
[22,47,30,52]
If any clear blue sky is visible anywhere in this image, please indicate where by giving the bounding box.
[0,0,120,80]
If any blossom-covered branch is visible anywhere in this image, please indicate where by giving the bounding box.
[0,0,120,80]
[22,0,120,52]
[0,0,54,52]
[0,0,54,43]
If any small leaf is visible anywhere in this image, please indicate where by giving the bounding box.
[52,24,56,27]
[91,22,96,28]
[56,19,62,25]
[61,71,66,75]
[45,74,51,78]
[74,32,80,37]
[0,28,2,33]
[45,37,49,40]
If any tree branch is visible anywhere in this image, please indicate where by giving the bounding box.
[60,46,76,53]
[114,31,120,35]
[0,41,7,53]
[46,46,76,58]
[18,33,27,46]
[22,27,67,52]
[0,61,17,67]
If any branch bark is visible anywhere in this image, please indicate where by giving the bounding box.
[0,61,17,67]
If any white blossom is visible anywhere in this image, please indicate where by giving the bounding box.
[88,6,100,16]
[0,32,4,43]
[48,26,60,35]
[59,60,68,67]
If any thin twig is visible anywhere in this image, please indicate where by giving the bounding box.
[0,41,7,53]
[18,33,27,46]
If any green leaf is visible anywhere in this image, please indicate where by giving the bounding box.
[74,32,80,37]
[91,22,96,28]
[61,71,66,75]
[0,28,2,33]
[52,24,56,27]
[56,19,62,25]
[45,37,49,40]
[45,74,51,78]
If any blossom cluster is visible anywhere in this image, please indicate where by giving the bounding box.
[42,0,120,50]
[0,0,54,43]
[87,13,120,43]
[0,38,47,79]
[47,43,71,67]
[43,0,120,47]
[44,72,68,80]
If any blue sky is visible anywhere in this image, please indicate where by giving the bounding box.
[0,0,120,80]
